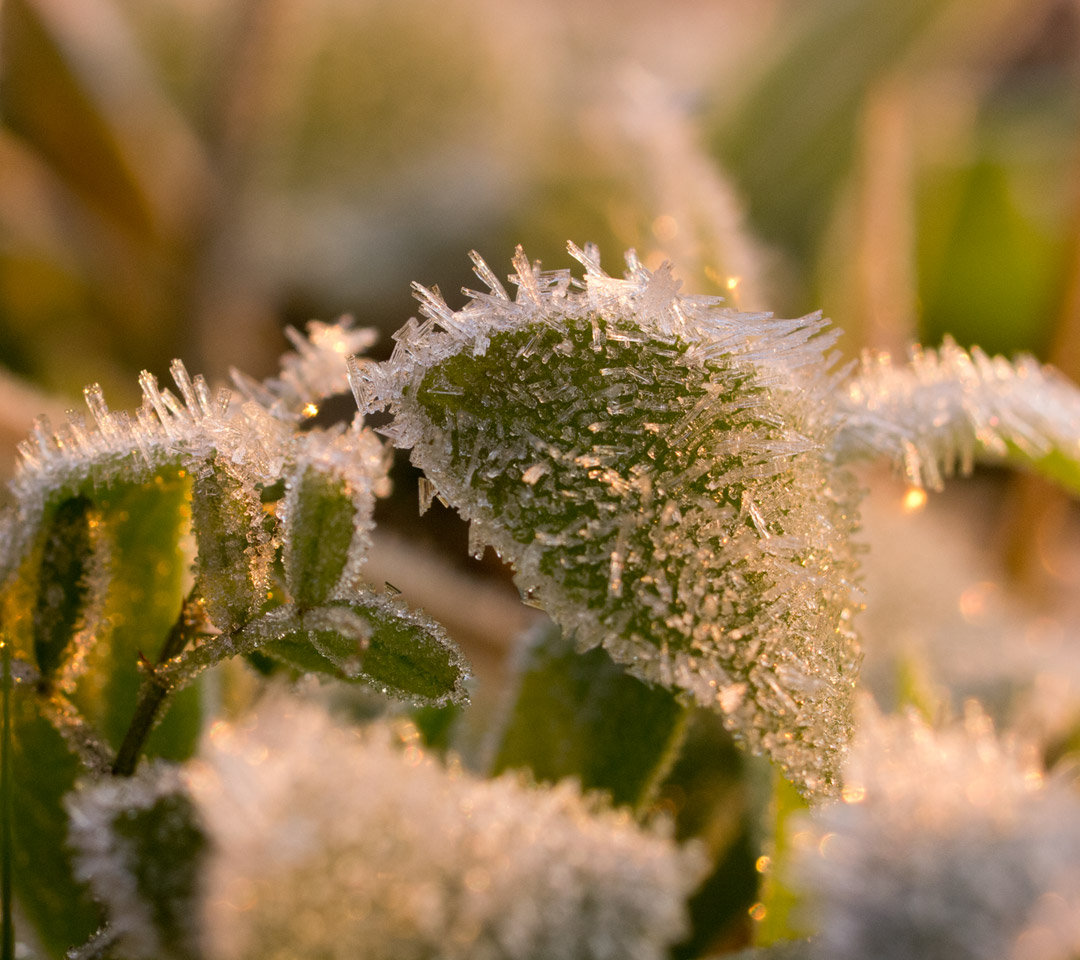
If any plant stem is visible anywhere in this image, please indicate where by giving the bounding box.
[111,594,200,777]
[1,636,13,960]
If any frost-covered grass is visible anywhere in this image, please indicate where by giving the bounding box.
[2,244,1080,959]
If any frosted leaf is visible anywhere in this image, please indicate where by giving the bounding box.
[66,762,208,960]
[190,463,274,632]
[794,702,1080,960]
[4,328,392,631]
[280,422,390,608]
[261,587,471,706]
[191,696,706,960]
[5,359,282,578]
[353,244,861,795]
[30,495,102,683]
[833,337,1080,492]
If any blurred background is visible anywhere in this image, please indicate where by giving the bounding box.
[2,0,1079,396]
[1,0,1079,719]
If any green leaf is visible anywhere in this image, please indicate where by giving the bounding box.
[756,769,812,946]
[492,620,687,812]
[76,474,200,762]
[285,465,358,608]
[31,495,94,679]
[711,0,943,265]
[664,710,761,959]
[261,590,469,706]
[11,691,101,957]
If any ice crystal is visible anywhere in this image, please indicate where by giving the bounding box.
[350,243,861,794]
[67,762,207,960]
[232,320,378,419]
[794,703,1080,960]
[190,696,705,960]
[834,337,1080,490]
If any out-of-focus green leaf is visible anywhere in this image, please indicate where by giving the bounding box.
[31,495,94,679]
[75,474,200,762]
[410,702,463,752]
[756,769,811,946]
[664,709,760,960]
[262,592,470,706]
[918,158,1068,360]
[11,693,101,957]
[491,621,688,812]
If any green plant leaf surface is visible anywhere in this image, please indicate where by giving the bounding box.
[76,474,200,761]
[261,591,469,706]
[190,464,269,633]
[30,495,94,679]
[285,465,358,609]
[492,620,687,812]
[372,259,862,797]
[11,693,101,957]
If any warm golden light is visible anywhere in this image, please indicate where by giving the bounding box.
[302,402,319,418]
[901,487,927,513]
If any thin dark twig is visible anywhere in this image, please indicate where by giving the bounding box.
[111,592,203,777]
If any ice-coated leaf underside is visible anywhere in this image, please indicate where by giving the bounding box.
[398,309,859,794]
[261,592,470,707]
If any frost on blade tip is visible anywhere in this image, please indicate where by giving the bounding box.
[794,703,1080,960]
[67,762,208,960]
[192,697,706,960]
[833,337,1080,492]
[354,244,861,796]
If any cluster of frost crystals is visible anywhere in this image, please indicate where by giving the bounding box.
[190,696,705,960]
[794,703,1080,960]
[67,762,203,960]
[833,337,1080,490]
[350,243,861,795]
[231,320,378,418]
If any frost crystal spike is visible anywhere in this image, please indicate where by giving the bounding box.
[351,243,862,795]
